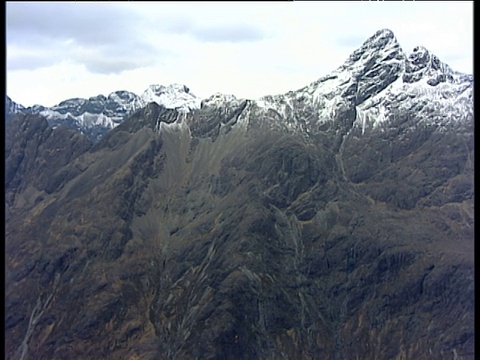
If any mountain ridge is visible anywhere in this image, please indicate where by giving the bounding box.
[6,29,472,142]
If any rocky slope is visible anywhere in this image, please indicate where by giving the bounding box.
[4,29,474,360]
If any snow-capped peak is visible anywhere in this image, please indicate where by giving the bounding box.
[253,28,472,134]
[340,29,404,72]
[139,83,201,113]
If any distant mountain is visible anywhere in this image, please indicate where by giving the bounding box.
[6,84,201,142]
[5,29,473,360]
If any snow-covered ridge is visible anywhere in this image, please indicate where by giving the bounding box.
[6,83,204,141]
[253,28,473,133]
[44,84,201,122]
[39,109,117,129]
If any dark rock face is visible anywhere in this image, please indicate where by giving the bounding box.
[5,29,473,360]
[404,46,451,84]
[5,95,26,119]
[5,113,92,217]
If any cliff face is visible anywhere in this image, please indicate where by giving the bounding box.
[5,29,474,360]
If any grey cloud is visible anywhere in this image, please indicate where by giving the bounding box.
[7,2,139,46]
[7,36,164,75]
[7,2,267,45]
[155,16,195,36]
[74,42,162,74]
[7,2,266,75]
[81,58,150,75]
[6,53,56,72]
[192,24,265,43]
[146,11,266,43]
[7,3,167,74]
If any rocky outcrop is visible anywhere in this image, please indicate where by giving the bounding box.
[5,95,25,119]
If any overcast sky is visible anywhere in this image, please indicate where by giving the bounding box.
[6,1,473,107]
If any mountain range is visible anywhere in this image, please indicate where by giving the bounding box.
[5,29,474,359]
[6,30,473,144]
[6,83,201,142]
